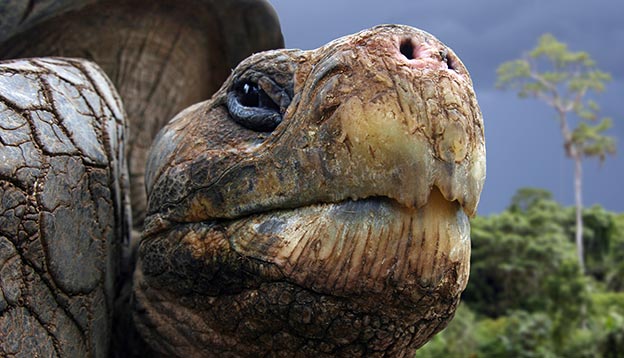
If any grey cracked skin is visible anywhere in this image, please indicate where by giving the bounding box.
[0,58,126,357]
[0,2,486,358]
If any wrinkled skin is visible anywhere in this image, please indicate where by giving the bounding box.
[136,25,485,357]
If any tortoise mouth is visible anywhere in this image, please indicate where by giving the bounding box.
[134,188,470,354]
[223,186,470,300]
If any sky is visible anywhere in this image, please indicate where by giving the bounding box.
[270,0,624,215]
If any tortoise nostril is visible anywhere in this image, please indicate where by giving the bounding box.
[440,48,455,71]
[399,39,415,60]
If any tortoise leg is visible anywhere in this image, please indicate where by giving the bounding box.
[0,58,129,358]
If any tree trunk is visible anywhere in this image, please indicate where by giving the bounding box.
[557,108,585,274]
[573,154,585,274]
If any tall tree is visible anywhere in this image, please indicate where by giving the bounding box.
[496,34,616,273]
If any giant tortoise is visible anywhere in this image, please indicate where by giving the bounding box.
[0,1,485,357]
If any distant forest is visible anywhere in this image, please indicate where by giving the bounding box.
[418,188,624,357]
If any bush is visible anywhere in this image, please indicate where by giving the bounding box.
[592,292,624,357]
[419,309,559,358]
[605,214,624,291]
[464,196,588,321]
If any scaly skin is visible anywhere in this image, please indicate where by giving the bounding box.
[136,25,485,357]
[0,58,128,358]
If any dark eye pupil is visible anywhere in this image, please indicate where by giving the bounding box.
[237,81,280,112]
[240,83,260,107]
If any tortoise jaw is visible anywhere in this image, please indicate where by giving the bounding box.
[133,187,470,357]
[134,187,469,355]
[134,187,470,355]
[225,186,470,301]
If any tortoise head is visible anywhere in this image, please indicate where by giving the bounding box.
[136,24,485,357]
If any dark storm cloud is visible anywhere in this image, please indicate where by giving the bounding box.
[270,0,624,214]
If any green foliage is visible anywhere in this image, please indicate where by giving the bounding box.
[583,205,622,281]
[509,187,553,212]
[418,188,624,357]
[463,193,587,320]
[418,308,559,358]
[573,292,624,357]
[529,34,594,68]
[478,311,558,358]
[605,214,624,291]
[418,308,568,358]
[573,117,615,162]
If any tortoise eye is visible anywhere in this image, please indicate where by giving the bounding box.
[227,81,282,132]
